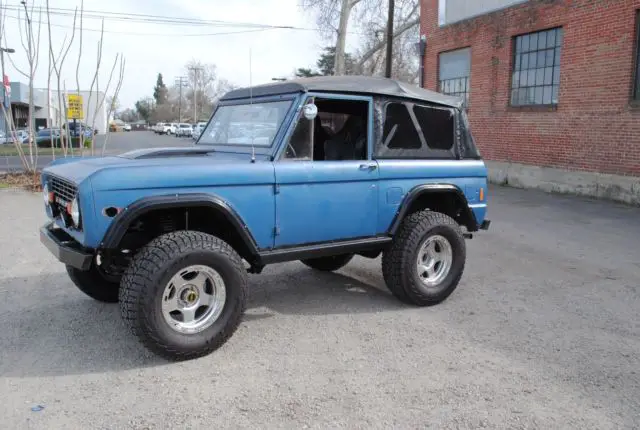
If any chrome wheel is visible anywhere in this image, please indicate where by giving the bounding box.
[416,234,453,287]
[161,265,227,334]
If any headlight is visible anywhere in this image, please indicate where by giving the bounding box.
[43,184,50,206]
[70,197,81,227]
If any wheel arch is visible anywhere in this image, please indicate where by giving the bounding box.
[388,184,478,235]
[100,193,260,259]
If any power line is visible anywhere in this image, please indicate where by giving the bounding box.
[0,4,310,30]
[3,14,280,37]
[0,4,367,35]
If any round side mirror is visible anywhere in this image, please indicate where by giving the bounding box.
[303,103,318,120]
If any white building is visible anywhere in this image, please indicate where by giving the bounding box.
[1,80,107,134]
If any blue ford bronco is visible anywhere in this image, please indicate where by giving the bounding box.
[40,76,490,361]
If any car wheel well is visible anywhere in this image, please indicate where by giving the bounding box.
[114,206,256,263]
[403,191,474,231]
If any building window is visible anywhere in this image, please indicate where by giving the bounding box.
[511,27,563,106]
[438,47,471,106]
[634,11,640,101]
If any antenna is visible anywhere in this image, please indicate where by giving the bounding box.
[249,48,256,163]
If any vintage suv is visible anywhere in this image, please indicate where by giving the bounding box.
[40,76,490,361]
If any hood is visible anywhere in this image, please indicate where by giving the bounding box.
[42,146,274,190]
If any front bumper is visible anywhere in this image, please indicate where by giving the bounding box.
[40,222,93,270]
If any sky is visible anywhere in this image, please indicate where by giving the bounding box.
[1,0,360,109]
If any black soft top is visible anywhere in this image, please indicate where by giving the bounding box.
[219,75,463,108]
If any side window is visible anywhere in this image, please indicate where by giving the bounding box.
[283,113,313,160]
[382,103,421,149]
[412,105,455,151]
[281,96,369,161]
[375,100,457,159]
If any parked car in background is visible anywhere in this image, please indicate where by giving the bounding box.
[167,123,178,135]
[63,121,96,138]
[159,123,173,135]
[124,123,132,131]
[191,122,207,140]
[0,129,29,144]
[153,123,165,134]
[36,127,84,148]
[175,123,192,137]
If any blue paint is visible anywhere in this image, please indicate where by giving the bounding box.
[274,160,379,246]
[40,84,489,255]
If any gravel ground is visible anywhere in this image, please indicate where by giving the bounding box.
[0,185,638,429]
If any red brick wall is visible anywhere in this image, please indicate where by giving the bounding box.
[421,0,640,176]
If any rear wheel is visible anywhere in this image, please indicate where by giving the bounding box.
[301,253,354,272]
[119,231,247,361]
[382,210,466,306]
[66,264,120,303]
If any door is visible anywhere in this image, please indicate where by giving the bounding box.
[273,94,379,248]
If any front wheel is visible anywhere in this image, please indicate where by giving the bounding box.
[382,210,466,306]
[119,231,247,361]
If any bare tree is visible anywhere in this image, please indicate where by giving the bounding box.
[100,54,126,156]
[301,0,420,79]
[46,0,78,156]
[301,0,366,75]
[86,19,104,155]
[0,0,43,174]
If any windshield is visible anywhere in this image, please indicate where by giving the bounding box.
[197,99,293,147]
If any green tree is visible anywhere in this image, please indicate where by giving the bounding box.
[295,67,322,78]
[153,73,168,105]
[294,46,356,78]
[316,46,356,76]
[135,99,152,121]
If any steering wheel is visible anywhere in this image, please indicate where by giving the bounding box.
[285,142,297,159]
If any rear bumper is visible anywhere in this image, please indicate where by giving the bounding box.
[40,222,93,270]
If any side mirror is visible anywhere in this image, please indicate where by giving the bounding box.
[303,103,318,120]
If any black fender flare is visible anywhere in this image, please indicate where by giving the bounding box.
[99,193,260,254]
[388,184,478,235]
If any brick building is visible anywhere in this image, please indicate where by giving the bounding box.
[420,0,640,204]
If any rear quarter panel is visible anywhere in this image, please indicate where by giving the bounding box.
[376,159,488,233]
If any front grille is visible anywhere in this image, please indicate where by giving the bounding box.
[50,176,77,205]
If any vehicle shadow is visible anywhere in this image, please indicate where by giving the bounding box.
[0,261,402,377]
[245,260,402,319]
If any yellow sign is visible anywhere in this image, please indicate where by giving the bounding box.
[66,94,84,119]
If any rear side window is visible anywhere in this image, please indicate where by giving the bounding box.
[374,100,457,159]
[412,105,455,151]
[382,103,421,149]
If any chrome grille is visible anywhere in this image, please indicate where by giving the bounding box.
[50,176,77,205]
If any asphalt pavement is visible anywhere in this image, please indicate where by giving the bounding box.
[0,131,195,171]
[0,182,639,428]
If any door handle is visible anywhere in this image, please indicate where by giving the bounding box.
[359,163,377,170]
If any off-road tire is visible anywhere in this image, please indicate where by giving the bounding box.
[382,210,466,306]
[301,253,354,272]
[119,231,247,361]
[66,264,120,303]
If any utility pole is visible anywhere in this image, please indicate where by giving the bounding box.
[188,66,202,123]
[175,76,188,123]
[0,47,15,137]
[385,0,395,78]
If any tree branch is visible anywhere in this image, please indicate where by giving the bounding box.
[356,16,418,67]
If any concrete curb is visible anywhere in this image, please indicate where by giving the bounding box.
[486,161,640,206]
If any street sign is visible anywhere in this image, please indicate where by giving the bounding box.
[66,94,84,119]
